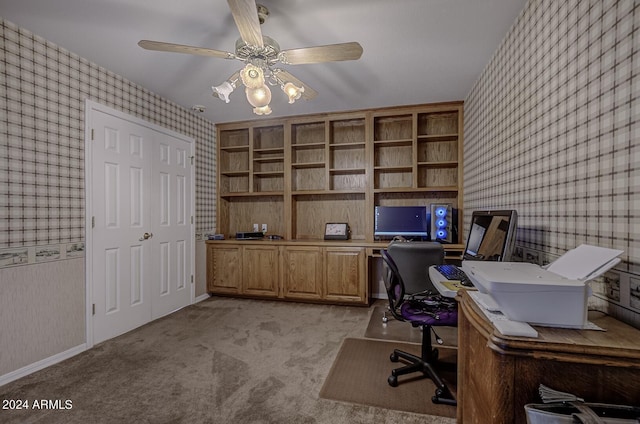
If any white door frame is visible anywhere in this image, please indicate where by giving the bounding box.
[84,99,196,348]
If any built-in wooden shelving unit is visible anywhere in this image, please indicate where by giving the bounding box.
[209,102,464,305]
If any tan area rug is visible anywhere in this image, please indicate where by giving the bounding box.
[319,338,457,418]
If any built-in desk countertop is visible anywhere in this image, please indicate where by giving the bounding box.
[456,289,640,424]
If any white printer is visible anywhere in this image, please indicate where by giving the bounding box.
[461,244,623,328]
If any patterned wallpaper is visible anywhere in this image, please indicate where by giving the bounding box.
[0,18,217,267]
[464,0,639,326]
[0,18,218,376]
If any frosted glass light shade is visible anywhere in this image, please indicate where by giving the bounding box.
[211,81,234,103]
[253,105,272,115]
[240,64,265,89]
[282,82,304,103]
[245,85,272,108]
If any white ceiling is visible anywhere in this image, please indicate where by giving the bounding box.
[0,0,526,124]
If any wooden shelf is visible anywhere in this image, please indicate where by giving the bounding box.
[418,133,458,140]
[373,139,413,146]
[292,142,325,149]
[291,162,326,169]
[253,171,284,176]
[374,165,413,172]
[418,161,459,167]
[329,142,366,148]
[292,189,366,196]
[254,148,284,154]
[329,168,366,174]
[220,145,250,152]
[373,186,459,193]
[220,170,250,176]
[220,191,285,198]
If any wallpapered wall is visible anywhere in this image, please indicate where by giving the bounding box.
[1,19,217,250]
[0,18,217,377]
[464,0,639,327]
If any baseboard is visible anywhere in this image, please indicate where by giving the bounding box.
[194,293,210,303]
[0,343,86,387]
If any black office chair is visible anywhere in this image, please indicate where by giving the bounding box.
[381,249,458,405]
[387,240,445,295]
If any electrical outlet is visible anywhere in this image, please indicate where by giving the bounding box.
[261,223,267,233]
[603,271,621,301]
[253,223,259,232]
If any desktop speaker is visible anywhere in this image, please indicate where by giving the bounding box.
[430,204,458,243]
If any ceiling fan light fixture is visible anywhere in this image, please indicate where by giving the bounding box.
[140,1,362,115]
[253,105,272,116]
[245,84,272,109]
[211,81,235,103]
[240,63,265,89]
[282,82,304,104]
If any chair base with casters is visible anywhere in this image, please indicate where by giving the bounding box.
[380,248,458,406]
[387,317,457,405]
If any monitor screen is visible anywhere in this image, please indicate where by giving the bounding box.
[374,206,429,239]
[466,223,486,256]
[463,210,517,261]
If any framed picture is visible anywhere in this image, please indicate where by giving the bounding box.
[324,223,350,240]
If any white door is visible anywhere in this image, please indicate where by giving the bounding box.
[88,103,193,345]
[151,132,192,318]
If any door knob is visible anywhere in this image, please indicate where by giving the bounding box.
[139,232,153,241]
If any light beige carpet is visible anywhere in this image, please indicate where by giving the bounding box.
[319,337,457,418]
[0,297,456,424]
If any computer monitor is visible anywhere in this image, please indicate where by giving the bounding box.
[463,210,517,261]
[374,206,429,240]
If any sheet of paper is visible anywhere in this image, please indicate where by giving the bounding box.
[439,280,476,292]
[546,244,623,280]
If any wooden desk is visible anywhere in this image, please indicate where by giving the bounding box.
[456,290,640,424]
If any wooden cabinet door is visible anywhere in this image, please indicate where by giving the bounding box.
[242,245,280,297]
[207,244,242,294]
[323,247,367,304]
[282,246,323,301]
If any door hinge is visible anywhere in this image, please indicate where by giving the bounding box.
[191,275,194,284]
[91,129,94,141]
[92,304,96,315]
[92,216,95,228]
[191,216,194,225]
[190,156,194,165]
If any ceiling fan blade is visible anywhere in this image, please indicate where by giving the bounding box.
[280,42,363,65]
[227,0,264,48]
[275,70,318,101]
[138,40,233,59]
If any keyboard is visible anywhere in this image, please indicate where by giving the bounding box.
[433,264,474,287]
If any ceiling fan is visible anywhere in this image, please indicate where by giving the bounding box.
[138,0,364,115]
